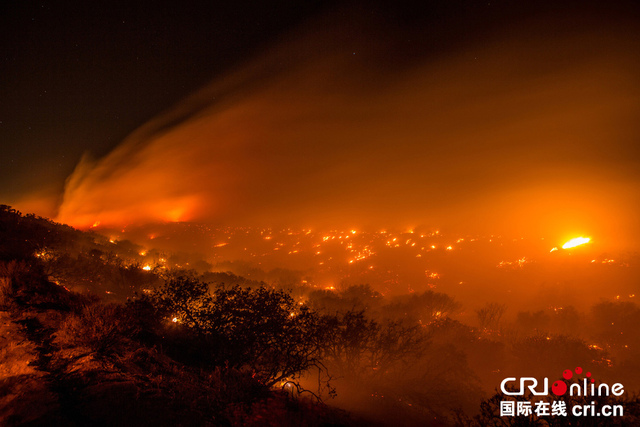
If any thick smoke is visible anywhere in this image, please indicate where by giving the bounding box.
[56,9,640,247]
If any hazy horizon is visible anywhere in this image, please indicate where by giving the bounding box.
[5,2,638,252]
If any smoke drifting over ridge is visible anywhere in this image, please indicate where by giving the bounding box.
[56,7,640,247]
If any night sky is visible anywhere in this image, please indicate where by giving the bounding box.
[2,1,639,247]
[1,0,330,199]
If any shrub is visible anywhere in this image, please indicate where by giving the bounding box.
[55,302,132,354]
[146,276,327,388]
[0,277,12,308]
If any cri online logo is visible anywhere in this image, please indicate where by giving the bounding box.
[501,367,625,397]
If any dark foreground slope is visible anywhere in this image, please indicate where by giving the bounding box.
[3,205,640,426]
[0,206,350,426]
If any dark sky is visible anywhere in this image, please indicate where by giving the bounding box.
[2,1,640,247]
[1,0,331,198]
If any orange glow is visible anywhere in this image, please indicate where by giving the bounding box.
[426,271,440,279]
[562,237,591,249]
[6,7,639,422]
[165,207,187,222]
[43,10,638,254]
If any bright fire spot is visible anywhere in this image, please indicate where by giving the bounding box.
[142,265,152,271]
[425,271,440,279]
[172,317,179,323]
[165,206,188,222]
[550,247,558,252]
[562,237,591,249]
[91,221,100,228]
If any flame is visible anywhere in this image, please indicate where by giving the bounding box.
[562,237,591,249]
[49,12,640,243]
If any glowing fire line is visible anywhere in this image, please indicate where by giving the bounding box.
[562,237,591,249]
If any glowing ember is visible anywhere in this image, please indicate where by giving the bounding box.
[142,265,152,271]
[562,237,591,249]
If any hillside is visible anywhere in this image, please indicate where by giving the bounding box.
[0,206,350,426]
[2,205,640,426]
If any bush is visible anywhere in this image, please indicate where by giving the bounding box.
[0,277,12,308]
[0,260,31,307]
[55,302,132,354]
[144,276,327,388]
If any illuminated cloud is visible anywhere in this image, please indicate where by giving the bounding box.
[56,13,640,248]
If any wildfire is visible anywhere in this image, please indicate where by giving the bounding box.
[425,271,440,279]
[497,257,530,269]
[562,237,591,249]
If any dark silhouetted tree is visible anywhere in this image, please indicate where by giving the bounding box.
[144,275,327,388]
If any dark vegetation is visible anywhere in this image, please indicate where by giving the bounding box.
[1,205,639,426]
